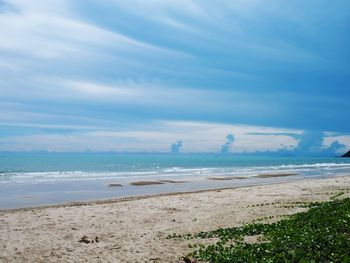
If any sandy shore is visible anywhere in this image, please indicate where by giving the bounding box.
[1,176,350,263]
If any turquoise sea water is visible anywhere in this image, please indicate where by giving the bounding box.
[1,153,350,209]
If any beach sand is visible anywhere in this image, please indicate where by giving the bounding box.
[1,176,350,263]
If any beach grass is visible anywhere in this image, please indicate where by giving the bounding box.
[170,197,350,262]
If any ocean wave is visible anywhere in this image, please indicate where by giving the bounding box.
[1,162,350,183]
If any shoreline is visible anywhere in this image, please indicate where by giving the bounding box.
[1,175,350,263]
[2,159,350,210]
[1,174,348,213]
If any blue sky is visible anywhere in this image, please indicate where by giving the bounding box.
[0,0,349,154]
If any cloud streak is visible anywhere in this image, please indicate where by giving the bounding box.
[0,120,303,153]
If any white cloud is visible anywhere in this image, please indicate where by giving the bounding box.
[0,120,302,152]
[0,0,192,61]
[109,0,207,19]
[67,81,136,98]
[1,78,239,111]
[324,135,350,150]
[0,109,121,129]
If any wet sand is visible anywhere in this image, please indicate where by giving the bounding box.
[130,181,165,186]
[129,180,187,186]
[207,176,248,180]
[1,175,349,263]
[108,183,123,187]
[158,180,186,184]
[206,173,297,181]
[255,173,297,178]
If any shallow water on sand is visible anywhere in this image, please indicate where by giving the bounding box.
[1,153,350,209]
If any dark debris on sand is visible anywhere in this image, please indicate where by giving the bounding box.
[79,235,99,244]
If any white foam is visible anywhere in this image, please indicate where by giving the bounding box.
[1,162,350,184]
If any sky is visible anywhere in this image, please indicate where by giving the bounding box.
[0,0,349,154]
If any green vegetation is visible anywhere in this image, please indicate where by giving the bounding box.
[169,198,350,262]
[331,192,345,200]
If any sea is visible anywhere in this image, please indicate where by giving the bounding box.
[1,153,350,209]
